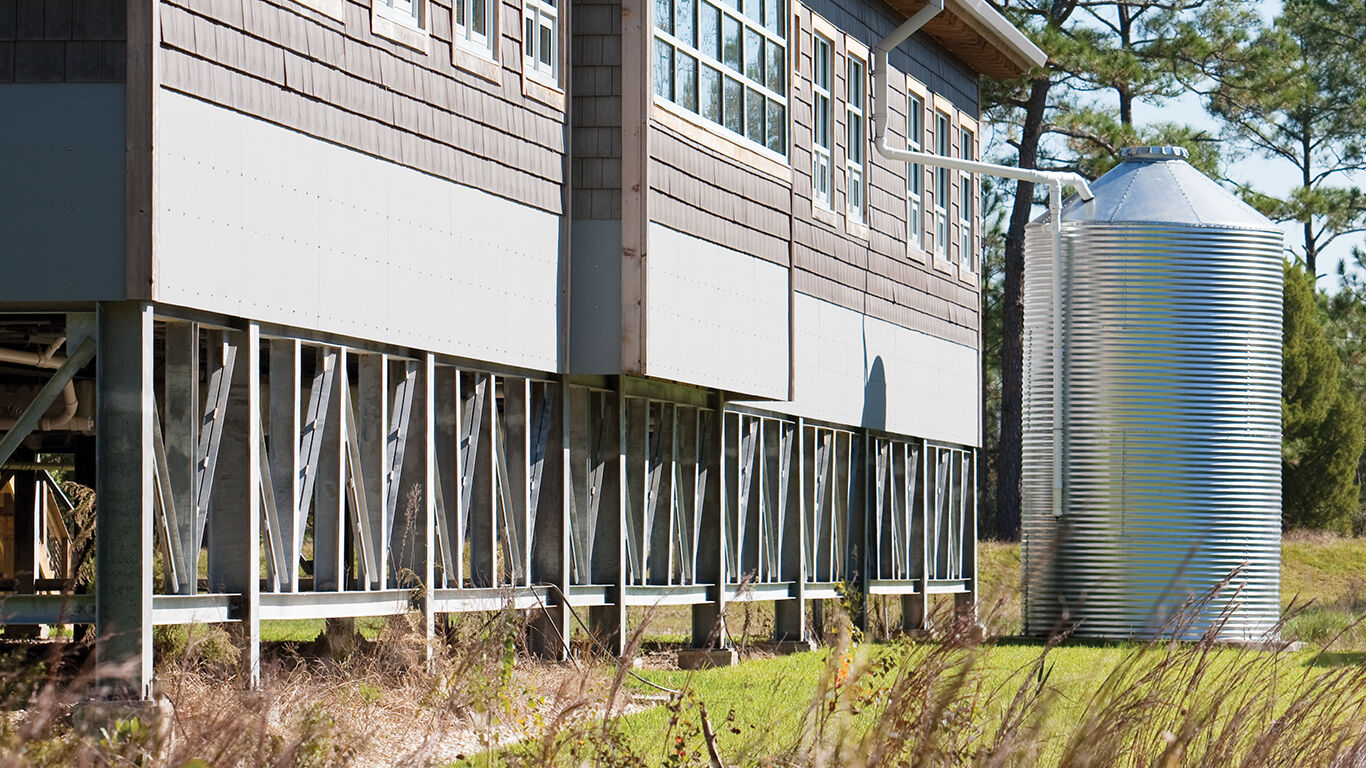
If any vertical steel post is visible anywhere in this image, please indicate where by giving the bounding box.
[358,355,388,589]
[207,324,261,685]
[774,421,804,642]
[589,390,625,655]
[314,348,347,592]
[164,322,198,594]
[529,382,568,659]
[394,354,435,657]
[95,302,155,698]
[691,401,726,648]
[268,339,301,592]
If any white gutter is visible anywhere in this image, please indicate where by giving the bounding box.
[872,1,1092,518]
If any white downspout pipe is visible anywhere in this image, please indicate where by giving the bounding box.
[0,338,92,432]
[872,3,1092,519]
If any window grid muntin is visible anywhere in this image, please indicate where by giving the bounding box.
[846,55,865,222]
[812,33,833,208]
[960,125,975,271]
[455,0,496,55]
[654,0,788,157]
[907,93,923,248]
[524,0,558,80]
[934,110,950,259]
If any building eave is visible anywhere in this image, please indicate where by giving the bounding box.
[884,0,1047,79]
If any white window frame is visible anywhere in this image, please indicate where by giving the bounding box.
[652,0,788,159]
[906,82,927,255]
[812,32,834,210]
[845,52,866,224]
[377,0,423,27]
[524,0,558,82]
[933,108,951,261]
[455,0,498,59]
[373,0,429,52]
[959,121,976,273]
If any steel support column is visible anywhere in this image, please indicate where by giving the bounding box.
[529,383,568,659]
[691,400,725,648]
[393,354,435,657]
[207,325,261,685]
[94,302,154,699]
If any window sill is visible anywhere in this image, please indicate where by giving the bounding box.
[522,72,565,110]
[845,215,869,240]
[652,99,791,183]
[958,263,978,286]
[291,0,346,21]
[372,6,430,54]
[811,203,840,228]
[453,43,503,85]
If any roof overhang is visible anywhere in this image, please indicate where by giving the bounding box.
[884,0,1046,79]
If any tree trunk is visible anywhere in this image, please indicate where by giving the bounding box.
[996,75,1052,541]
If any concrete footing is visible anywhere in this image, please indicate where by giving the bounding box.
[756,639,817,655]
[676,648,738,670]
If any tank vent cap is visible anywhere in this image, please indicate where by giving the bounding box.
[1120,145,1189,161]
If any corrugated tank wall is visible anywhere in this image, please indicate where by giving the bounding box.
[1022,147,1283,642]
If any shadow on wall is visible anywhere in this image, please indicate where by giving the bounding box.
[863,355,887,432]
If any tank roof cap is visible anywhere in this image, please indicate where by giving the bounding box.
[1120,145,1189,161]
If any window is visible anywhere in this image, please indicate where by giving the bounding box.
[934,110,950,259]
[812,34,833,208]
[377,0,422,26]
[654,0,786,155]
[960,125,975,271]
[907,93,923,249]
[455,0,496,57]
[845,55,865,222]
[524,0,558,81]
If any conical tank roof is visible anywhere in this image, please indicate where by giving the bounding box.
[1033,146,1278,230]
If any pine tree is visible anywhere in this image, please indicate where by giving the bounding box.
[1207,0,1366,277]
[1282,261,1363,533]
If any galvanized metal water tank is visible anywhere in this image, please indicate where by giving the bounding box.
[1021,146,1284,641]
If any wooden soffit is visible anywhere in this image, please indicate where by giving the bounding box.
[886,0,1045,79]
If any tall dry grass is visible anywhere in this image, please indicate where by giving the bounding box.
[5,577,1366,766]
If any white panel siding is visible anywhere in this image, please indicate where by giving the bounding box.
[645,223,789,399]
[737,293,980,447]
[156,91,561,372]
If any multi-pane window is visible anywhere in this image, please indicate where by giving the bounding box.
[378,0,422,26]
[907,93,923,248]
[654,0,787,155]
[455,0,496,56]
[934,110,950,259]
[845,55,865,222]
[524,0,558,80]
[812,34,833,208]
[959,126,975,271]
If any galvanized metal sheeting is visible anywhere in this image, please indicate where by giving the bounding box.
[1022,148,1284,642]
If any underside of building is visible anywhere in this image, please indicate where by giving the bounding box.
[0,0,1041,698]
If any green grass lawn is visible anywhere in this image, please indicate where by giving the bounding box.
[614,639,1348,765]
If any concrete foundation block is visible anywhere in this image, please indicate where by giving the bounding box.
[756,639,817,655]
[677,647,738,670]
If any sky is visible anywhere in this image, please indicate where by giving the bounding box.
[1128,0,1363,290]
